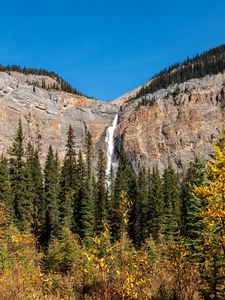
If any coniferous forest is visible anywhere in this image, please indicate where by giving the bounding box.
[0,120,225,299]
[0,64,87,97]
[132,44,225,103]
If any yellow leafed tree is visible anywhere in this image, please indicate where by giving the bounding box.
[194,129,225,299]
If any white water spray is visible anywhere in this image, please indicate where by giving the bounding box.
[105,114,118,186]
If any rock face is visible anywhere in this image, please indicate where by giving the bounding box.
[0,70,225,173]
[115,73,225,174]
[0,71,118,162]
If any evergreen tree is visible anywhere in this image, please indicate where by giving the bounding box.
[73,149,95,238]
[162,165,181,239]
[130,167,148,246]
[85,131,93,177]
[79,174,95,239]
[59,125,76,229]
[9,120,33,230]
[26,144,44,239]
[0,154,12,214]
[80,131,95,238]
[43,145,60,244]
[148,166,164,240]
[181,158,207,254]
[95,149,107,232]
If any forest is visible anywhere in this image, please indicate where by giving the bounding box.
[132,44,225,104]
[0,120,224,299]
[0,64,86,97]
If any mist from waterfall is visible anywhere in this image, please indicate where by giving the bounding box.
[105,114,118,187]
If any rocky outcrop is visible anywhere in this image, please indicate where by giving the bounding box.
[0,71,118,162]
[116,73,225,174]
[0,70,224,173]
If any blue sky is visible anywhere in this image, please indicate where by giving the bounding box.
[0,0,225,100]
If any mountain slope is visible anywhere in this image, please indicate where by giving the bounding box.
[0,71,118,162]
[0,44,225,173]
[116,72,225,173]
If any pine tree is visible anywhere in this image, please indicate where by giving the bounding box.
[43,145,60,244]
[74,149,95,238]
[162,165,181,239]
[148,166,164,240]
[0,154,12,214]
[79,131,95,238]
[79,174,95,239]
[130,167,148,246]
[95,149,107,232]
[9,120,33,230]
[59,125,76,229]
[182,158,207,254]
[26,144,44,239]
[85,131,93,177]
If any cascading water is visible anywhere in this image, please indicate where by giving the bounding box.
[105,114,118,187]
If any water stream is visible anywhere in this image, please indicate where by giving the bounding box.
[105,114,118,187]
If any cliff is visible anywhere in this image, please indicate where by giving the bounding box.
[0,71,118,162]
[115,73,225,173]
[0,67,225,173]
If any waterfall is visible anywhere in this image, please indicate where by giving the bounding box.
[105,114,118,186]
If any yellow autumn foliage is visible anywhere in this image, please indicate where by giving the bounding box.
[193,128,225,299]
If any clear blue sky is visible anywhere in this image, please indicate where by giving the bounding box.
[0,0,225,100]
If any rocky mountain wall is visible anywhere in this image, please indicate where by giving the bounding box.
[0,71,118,163]
[116,73,225,173]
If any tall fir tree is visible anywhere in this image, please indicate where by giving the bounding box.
[130,167,148,246]
[85,131,93,177]
[162,165,181,239]
[43,145,60,244]
[0,154,12,215]
[80,131,95,238]
[26,143,44,239]
[59,125,77,229]
[74,149,95,238]
[9,120,33,230]
[95,149,107,233]
[147,166,164,240]
[181,157,208,254]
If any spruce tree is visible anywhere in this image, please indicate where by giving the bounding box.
[85,131,93,176]
[95,149,107,232]
[130,167,148,246]
[43,145,60,244]
[147,166,164,240]
[80,131,95,238]
[74,149,95,238]
[9,120,33,230]
[182,158,208,254]
[26,144,44,239]
[79,173,95,239]
[162,165,181,239]
[0,154,12,215]
[59,125,76,229]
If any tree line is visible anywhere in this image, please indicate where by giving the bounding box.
[0,64,88,97]
[132,44,225,103]
[0,120,197,246]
